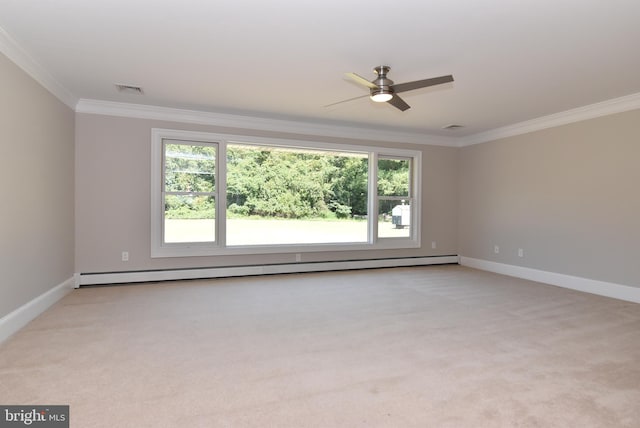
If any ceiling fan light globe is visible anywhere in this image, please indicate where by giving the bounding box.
[371,92,393,102]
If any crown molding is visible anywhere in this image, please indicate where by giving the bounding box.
[457,92,640,146]
[77,92,640,149]
[0,25,77,109]
[75,99,458,147]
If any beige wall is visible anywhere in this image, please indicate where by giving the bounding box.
[0,53,75,318]
[459,109,640,287]
[75,114,459,273]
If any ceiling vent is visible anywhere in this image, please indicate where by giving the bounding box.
[442,124,464,130]
[115,84,144,94]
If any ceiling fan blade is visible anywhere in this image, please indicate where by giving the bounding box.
[345,72,378,89]
[393,75,454,93]
[387,94,410,111]
[323,93,369,108]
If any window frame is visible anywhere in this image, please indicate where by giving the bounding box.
[376,155,415,240]
[162,139,219,245]
[151,128,421,258]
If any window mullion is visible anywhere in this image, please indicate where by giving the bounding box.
[369,152,378,244]
[218,142,227,247]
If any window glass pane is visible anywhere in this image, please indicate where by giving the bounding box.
[165,143,216,193]
[377,158,410,197]
[226,144,368,245]
[378,199,411,238]
[164,195,215,243]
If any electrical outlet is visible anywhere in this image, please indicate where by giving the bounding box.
[431,241,437,249]
[295,253,302,262]
[122,251,129,262]
[494,245,500,254]
[518,248,524,257]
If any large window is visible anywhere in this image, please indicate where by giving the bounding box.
[151,129,421,257]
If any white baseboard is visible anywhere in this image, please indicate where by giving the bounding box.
[459,257,640,304]
[0,276,76,344]
[79,256,459,285]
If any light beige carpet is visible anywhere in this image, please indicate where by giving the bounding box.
[1,265,639,427]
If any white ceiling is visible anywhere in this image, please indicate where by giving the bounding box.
[1,0,640,138]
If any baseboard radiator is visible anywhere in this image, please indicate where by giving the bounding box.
[78,255,459,286]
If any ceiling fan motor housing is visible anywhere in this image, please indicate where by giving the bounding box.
[371,65,394,98]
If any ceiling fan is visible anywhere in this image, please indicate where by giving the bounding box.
[327,65,454,111]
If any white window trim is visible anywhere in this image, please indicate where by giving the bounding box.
[376,155,417,240]
[151,128,421,258]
